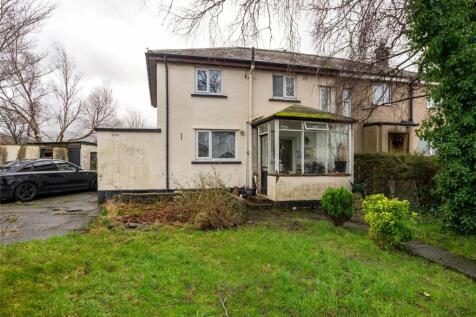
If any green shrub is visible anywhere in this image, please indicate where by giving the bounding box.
[321,187,354,226]
[363,194,417,249]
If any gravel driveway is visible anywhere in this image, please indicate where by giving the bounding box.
[0,192,99,245]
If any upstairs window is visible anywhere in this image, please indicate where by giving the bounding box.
[273,75,295,98]
[196,69,223,94]
[342,89,351,116]
[320,87,332,112]
[372,84,390,105]
[196,130,236,160]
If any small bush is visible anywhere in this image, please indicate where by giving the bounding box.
[363,194,417,249]
[321,187,354,226]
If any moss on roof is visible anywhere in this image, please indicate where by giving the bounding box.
[275,111,337,120]
[251,104,355,126]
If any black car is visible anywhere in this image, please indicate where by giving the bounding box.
[0,159,97,202]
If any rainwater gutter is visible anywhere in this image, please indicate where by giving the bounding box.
[247,47,255,188]
[164,56,170,190]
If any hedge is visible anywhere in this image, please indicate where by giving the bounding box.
[354,153,439,209]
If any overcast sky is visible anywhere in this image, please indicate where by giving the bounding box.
[34,0,316,128]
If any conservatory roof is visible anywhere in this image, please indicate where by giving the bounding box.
[251,105,357,126]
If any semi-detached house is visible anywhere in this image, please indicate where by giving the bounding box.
[96,47,431,203]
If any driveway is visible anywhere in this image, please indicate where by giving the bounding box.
[0,192,99,245]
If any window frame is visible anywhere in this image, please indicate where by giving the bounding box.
[304,122,329,131]
[342,89,352,116]
[272,75,296,99]
[195,129,238,161]
[90,152,97,170]
[372,83,391,105]
[195,68,224,95]
[319,86,333,112]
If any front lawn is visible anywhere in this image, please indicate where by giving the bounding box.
[1,220,475,316]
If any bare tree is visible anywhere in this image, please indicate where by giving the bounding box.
[0,40,49,142]
[50,45,82,142]
[118,109,147,129]
[156,0,413,65]
[0,0,54,83]
[0,106,28,143]
[69,84,118,141]
[154,0,425,121]
[0,0,54,143]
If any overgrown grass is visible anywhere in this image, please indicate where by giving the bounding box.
[415,214,476,260]
[1,220,475,316]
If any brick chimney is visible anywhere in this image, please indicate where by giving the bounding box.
[374,42,389,67]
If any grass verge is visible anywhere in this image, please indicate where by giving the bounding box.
[415,214,476,260]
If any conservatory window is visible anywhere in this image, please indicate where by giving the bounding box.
[342,89,351,116]
[257,120,351,175]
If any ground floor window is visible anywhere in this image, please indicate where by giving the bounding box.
[388,132,409,153]
[417,138,436,156]
[40,148,53,158]
[90,152,97,170]
[196,130,236,160]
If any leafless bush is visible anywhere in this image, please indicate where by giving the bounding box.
[102,173,245,230]
[174,172,245,230]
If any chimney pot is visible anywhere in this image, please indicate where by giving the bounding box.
[375,43,389,67]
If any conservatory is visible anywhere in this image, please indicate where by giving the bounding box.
[252,105,356,201]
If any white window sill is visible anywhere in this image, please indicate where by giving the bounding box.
[191,93,227,98]
[269,97,300,103]
[191,160,241,164]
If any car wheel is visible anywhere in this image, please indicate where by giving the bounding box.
[15,182,37,202]
[90,177,97,191]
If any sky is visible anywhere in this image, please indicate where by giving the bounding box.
[35,0,316,128]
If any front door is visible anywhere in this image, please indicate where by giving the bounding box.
[68,146,81,167]
[260,134,268,195]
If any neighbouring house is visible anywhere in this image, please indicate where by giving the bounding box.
[96,47,431,202]
[0,141,97,170]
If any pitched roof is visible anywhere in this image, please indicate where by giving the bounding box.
[251,104,357,126]
[145,47,417,107]
[147,47,416,74]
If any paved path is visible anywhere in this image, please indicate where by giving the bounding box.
[0,192,99,245]
[405,240,476,281]
[343,221,476,281]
